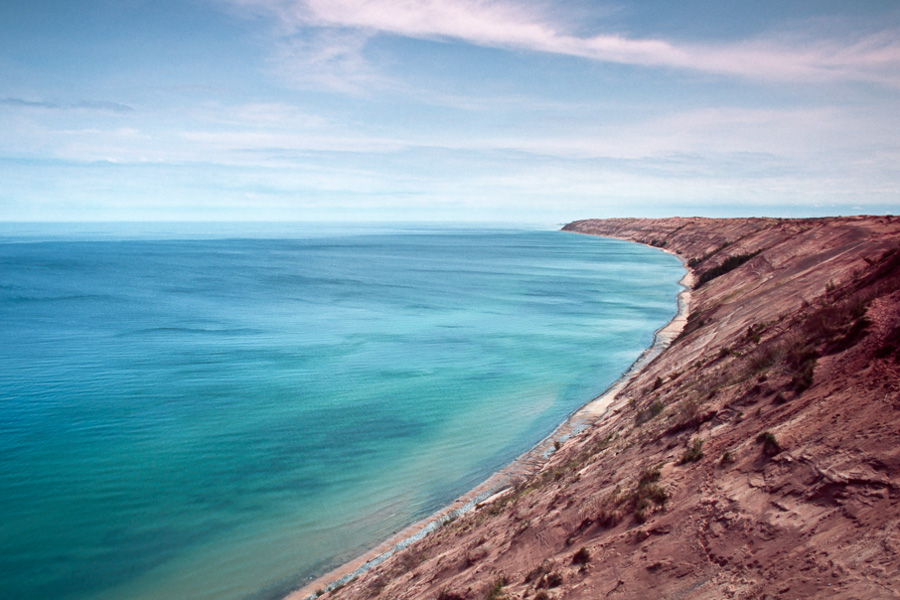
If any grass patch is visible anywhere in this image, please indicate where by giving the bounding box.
[485,575,508,600]
[638,465,662,487]
[635,399,664,425]
[524,562,552,584]
[757,431,782,456]
[536,572,563,589]
[678,438,704,464]
[592,465,669,527]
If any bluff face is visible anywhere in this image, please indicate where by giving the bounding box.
[301,216,900,600]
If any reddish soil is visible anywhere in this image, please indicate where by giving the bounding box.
[296,216,900,600]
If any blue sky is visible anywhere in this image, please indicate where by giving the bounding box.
[1,0,899,223]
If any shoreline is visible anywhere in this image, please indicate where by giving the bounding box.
[298,215,900,600]
[287,238,692,600]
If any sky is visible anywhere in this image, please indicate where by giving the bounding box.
[1,0,899,223]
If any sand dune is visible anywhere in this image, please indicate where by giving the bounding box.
[293,216,900,600]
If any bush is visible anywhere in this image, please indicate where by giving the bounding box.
[638,465,661,487]
[679,438,704,464]
[695,250,761,288]
[593,467,671,529]
[633,507,648,523]
[790,359,816,392]
[524,562,550,584]
[486,575,507,600]
[757,431,782,456]
[629,466,669,522]
[571,546,591,565]
[635,400,664,425]
[643,484,669,506]
[876,324,900,361]
[537,572,563,589]
[595,507,619,528]
[687,241,731,269]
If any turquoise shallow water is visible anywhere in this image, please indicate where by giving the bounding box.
[0,224,684,600]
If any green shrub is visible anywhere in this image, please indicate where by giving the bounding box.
[572,546,591,565]
[695,250,761,288]
[757,431,782,456]
[688,241,731,269]
[593,468,670,527]
[643,484,669,506]
[595,506,619,528]
[787,349,817,392]
[524,562,550,584]
[485,575,507,600]
[638,465,661,487]
[537,572,563,589]
[679,438,704,464]
[876,324,900,361]
[635,400,664,425]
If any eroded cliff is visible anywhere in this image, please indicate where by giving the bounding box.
[296,216,900,600]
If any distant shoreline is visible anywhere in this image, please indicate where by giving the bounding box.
[287,235,691,599]
[561,241,693,427]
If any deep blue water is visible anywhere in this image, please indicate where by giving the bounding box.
[0,224,684,600]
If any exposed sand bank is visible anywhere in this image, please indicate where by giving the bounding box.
[286,240,692,599]
[570,256,693,424]
[300,215,900,600]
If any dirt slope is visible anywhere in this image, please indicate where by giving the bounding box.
[297,216,900,600]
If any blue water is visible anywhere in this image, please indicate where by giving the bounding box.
[0,224,684,600]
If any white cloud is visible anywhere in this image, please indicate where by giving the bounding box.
[0,97,135,113]
[9,99,891,175]
[272,28,387,92]
[189,101,332,129]
[225,0,900,86]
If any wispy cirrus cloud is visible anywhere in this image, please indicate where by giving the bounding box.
[1,97,134,113]
[225,0,900,87]
[273,28,385,92]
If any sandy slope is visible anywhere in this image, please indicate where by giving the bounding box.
[293,216,900,600]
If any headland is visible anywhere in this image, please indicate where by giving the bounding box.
[291,216,900,600]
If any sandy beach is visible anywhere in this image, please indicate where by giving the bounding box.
[286,241,693,599]
[299,215,900,600]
